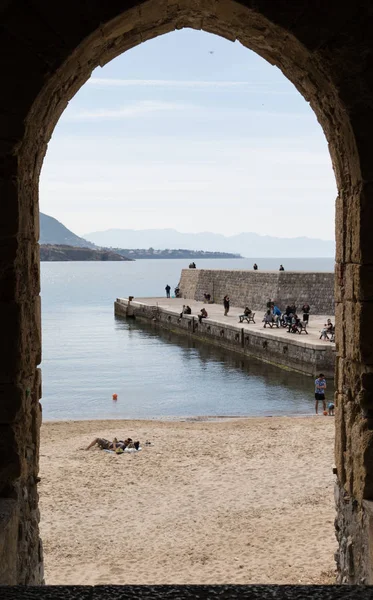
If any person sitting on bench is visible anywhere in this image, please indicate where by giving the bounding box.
[320,319,333,340]
[287,314,301,333]
[273,304,282,325]
[263,309,274,327]
[302,303,310,323]
[239,307,252,323]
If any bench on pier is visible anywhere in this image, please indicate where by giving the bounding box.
[288,321,308,334]
[263,316,280,328]
[298,321,308,334]
[239,312,255,324]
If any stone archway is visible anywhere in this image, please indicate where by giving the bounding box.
[1,0,372,585]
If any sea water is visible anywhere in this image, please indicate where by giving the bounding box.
[41,258,334,420]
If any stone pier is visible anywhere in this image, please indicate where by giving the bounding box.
[115,297,335,378]
[179,270,334,315]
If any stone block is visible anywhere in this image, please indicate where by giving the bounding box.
[0,384,26,424]
[0,176,19,239]
[358,265,373,302]
[334,302,344,356]
[335,195,344,264]
[0,238,18,301]
[0,498,18,584]
[360,304,373,364]
[0,425,21,489]
[343,301,360,361]
[335,392,346,483]
[0,301,22,380]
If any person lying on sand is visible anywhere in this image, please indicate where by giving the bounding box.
[86,437,117,450]
[86,437,140,451]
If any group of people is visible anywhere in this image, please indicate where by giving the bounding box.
[179,294,229,323]
[165,290,335,341]
[165,284,181,298]
[86,437,140,453]
[180,304,210,325]
[258,301,312,332]
[179,303,207,323]
[282,303,310,332]
[180,305,192,317]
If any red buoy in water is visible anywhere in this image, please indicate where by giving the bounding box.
[112,393,118,401]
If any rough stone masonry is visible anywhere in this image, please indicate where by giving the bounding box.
[1,0,373,588]
[179,270,334,315]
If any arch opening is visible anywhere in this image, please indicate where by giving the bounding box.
[37,15,338,582]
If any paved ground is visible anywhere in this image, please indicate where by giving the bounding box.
[128,297,335,349]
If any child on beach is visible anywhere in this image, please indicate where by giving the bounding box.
[315,373,327,414]
[328,402,335,416]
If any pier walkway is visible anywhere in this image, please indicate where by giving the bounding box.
[126,297,334,349]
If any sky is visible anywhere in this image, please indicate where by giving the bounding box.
[39,29,337,240]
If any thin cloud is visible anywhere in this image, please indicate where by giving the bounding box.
[66,102,310,123]
[67,100,195,121]
[88,77,295,94]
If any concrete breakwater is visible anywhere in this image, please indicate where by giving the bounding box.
[115,298,335,378]
[179,269,334,316]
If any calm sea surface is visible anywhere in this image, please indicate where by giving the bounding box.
[41,258,334,421]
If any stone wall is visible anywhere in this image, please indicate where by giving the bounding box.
[179,270,334,315]
[334,486,373,584]
[1,0,373,587]
[115,299,335,378]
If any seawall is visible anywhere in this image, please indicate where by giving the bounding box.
[179,270,334,315]
[115,298,335,378]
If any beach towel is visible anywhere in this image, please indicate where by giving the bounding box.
[103,447,142,454]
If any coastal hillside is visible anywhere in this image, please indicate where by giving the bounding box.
[40,213,95,248]
[84,228,335,258]
[39,213,240,258]
[40,245,132,261]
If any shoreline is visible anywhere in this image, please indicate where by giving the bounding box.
[42,413,329,424]
[39,416,336,585]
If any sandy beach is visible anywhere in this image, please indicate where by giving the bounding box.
[39,417,336,585]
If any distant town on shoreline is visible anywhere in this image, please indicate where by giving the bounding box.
[39,212,335,261]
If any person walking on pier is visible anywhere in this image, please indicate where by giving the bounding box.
[223,295,230,316]
[315,373,327,415]
[165,284,171,298]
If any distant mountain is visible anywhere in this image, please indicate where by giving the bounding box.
[40,213,95,248]
[84,228,335,258]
